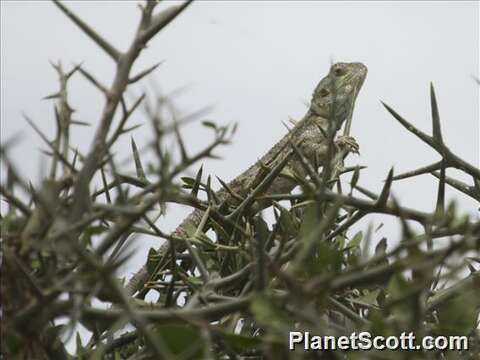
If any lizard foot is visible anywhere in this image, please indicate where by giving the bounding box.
[335,135,360,154]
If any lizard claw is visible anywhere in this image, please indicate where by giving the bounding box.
[335,135,360,155]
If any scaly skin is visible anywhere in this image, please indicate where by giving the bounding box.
[126,62,367,296]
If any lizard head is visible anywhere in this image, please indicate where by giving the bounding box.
[311,62,367,125]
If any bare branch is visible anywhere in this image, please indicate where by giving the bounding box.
[139,1,193,44]
[52,0,121,61]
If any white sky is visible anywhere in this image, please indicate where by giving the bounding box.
[1,0,479,350]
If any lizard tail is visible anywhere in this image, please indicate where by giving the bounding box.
[125,208,206,296]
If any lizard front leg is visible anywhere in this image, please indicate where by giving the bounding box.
[335,135,360,154]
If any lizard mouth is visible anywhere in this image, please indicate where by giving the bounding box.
[343,63,367,102]
[348,62,368,89]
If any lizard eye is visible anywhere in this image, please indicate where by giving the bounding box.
[319,88,330,97]
[333,67,346,76]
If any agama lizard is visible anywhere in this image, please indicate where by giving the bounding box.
[125,62,367,296]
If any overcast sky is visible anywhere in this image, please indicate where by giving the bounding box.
[1,0,478,352]
[1,0,478,292]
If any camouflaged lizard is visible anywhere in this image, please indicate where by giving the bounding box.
[126,62,367,296]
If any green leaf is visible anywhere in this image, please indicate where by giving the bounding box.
[186,276,204,287]
[255,216,270,243]
[131,137,146,180]
[348,231,363,249]
[386,273,417,325]
[451,213,470,229]
[180,176,196,189]
[202,120,217,130]
[445,200,457,224]
[349,289,380,308]
[276,204,299,237]
[309,240,343,275]
[350,166,360,191]
[374,237,387,256]
[222,332,263,350]
[387,273,409,299]
[81,224,108,246]
[437,293,478,335]
[298,203,319,239]
[146,248,161,276]
[153,325,204,357]
[368,308,392,336]
[204,254,219,274]
[183,221,199,237]
[296,203,344,275]
[250,294,292,332]
[75,332,83,355]
[334,234,345,250]
[3,329,23,356]
[209,218,229,242]
[190,165,203,197]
